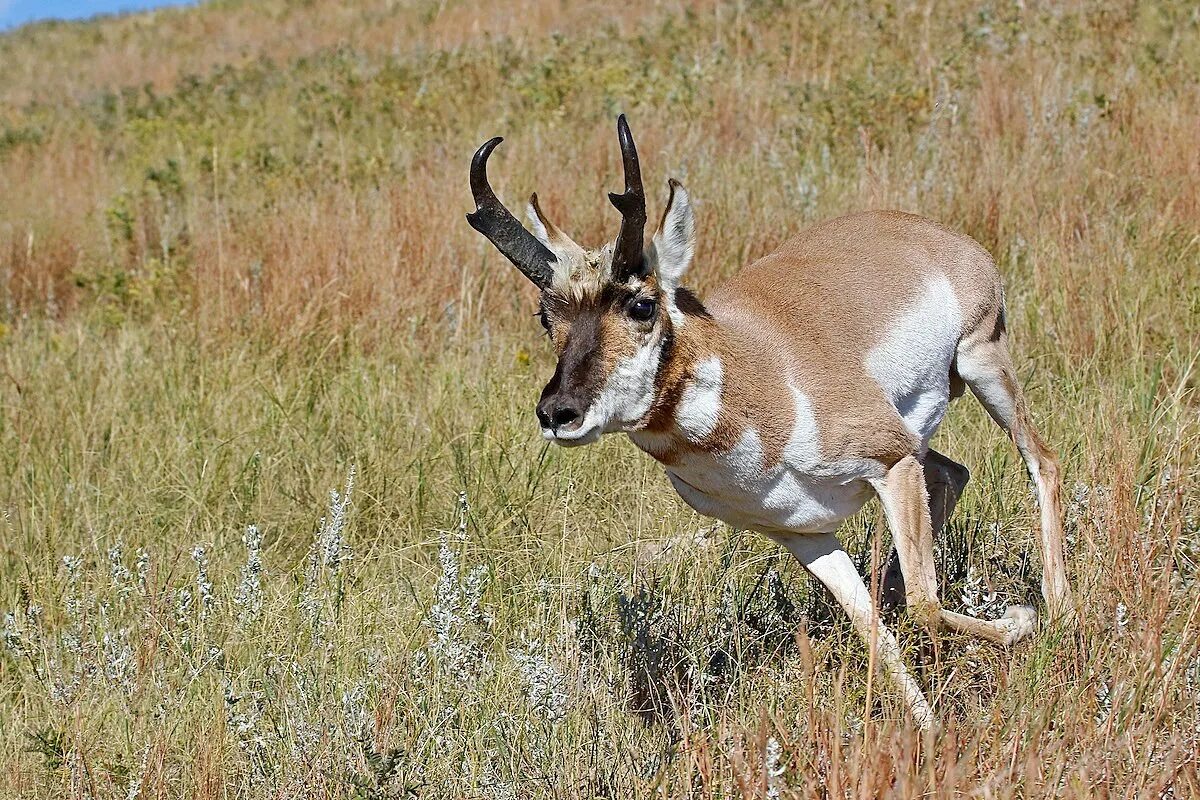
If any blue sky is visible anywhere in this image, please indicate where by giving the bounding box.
[0,0,193,30]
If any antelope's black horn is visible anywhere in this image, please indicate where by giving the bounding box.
[607,114,648,282]
[466,136,556,289]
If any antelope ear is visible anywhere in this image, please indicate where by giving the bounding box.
[648,179,695,291]
[526,193,585,267]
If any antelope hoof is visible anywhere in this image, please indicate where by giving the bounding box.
[999,605,1036,645]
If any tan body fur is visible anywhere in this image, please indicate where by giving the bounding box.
[467,120,1074,728]
[637,211,998,470]
[623,210,1068,726]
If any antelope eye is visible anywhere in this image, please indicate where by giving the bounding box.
[628,298,657,322]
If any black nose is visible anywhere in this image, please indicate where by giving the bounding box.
[536,398,584,432]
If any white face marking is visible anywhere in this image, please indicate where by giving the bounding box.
[674,356,723,440]
[545,333,664,446]
[864,276,963,446]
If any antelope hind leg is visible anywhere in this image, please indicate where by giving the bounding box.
[872,455,1036,646]
[955,334,1075,622]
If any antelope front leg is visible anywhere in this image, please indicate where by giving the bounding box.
[770,531,934,729]
[872,455,1035,646]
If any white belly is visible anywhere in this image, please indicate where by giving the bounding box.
[631,377,886,535]
[662,433,877,535]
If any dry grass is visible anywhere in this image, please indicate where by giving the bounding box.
[0,1,1198,797]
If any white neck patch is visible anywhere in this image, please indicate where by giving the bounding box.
[675,356,724,440]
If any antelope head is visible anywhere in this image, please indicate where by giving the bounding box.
[467,115,698,447]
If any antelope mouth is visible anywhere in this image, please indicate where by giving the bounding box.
[541,420,603,447]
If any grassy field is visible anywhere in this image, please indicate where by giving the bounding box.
[1,0,1198,796]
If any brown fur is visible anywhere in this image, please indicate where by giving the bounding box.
[638,211,1002,470]
[518,198,1072,726]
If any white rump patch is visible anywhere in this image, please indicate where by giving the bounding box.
[675,357,723,439]
[864,276,963,446]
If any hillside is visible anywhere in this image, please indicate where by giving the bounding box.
[1,1,1198,797]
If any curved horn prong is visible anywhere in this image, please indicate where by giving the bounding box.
[608,114,648,282]
[466,137,556,289]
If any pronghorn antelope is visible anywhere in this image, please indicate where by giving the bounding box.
[466,116,1074,726]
